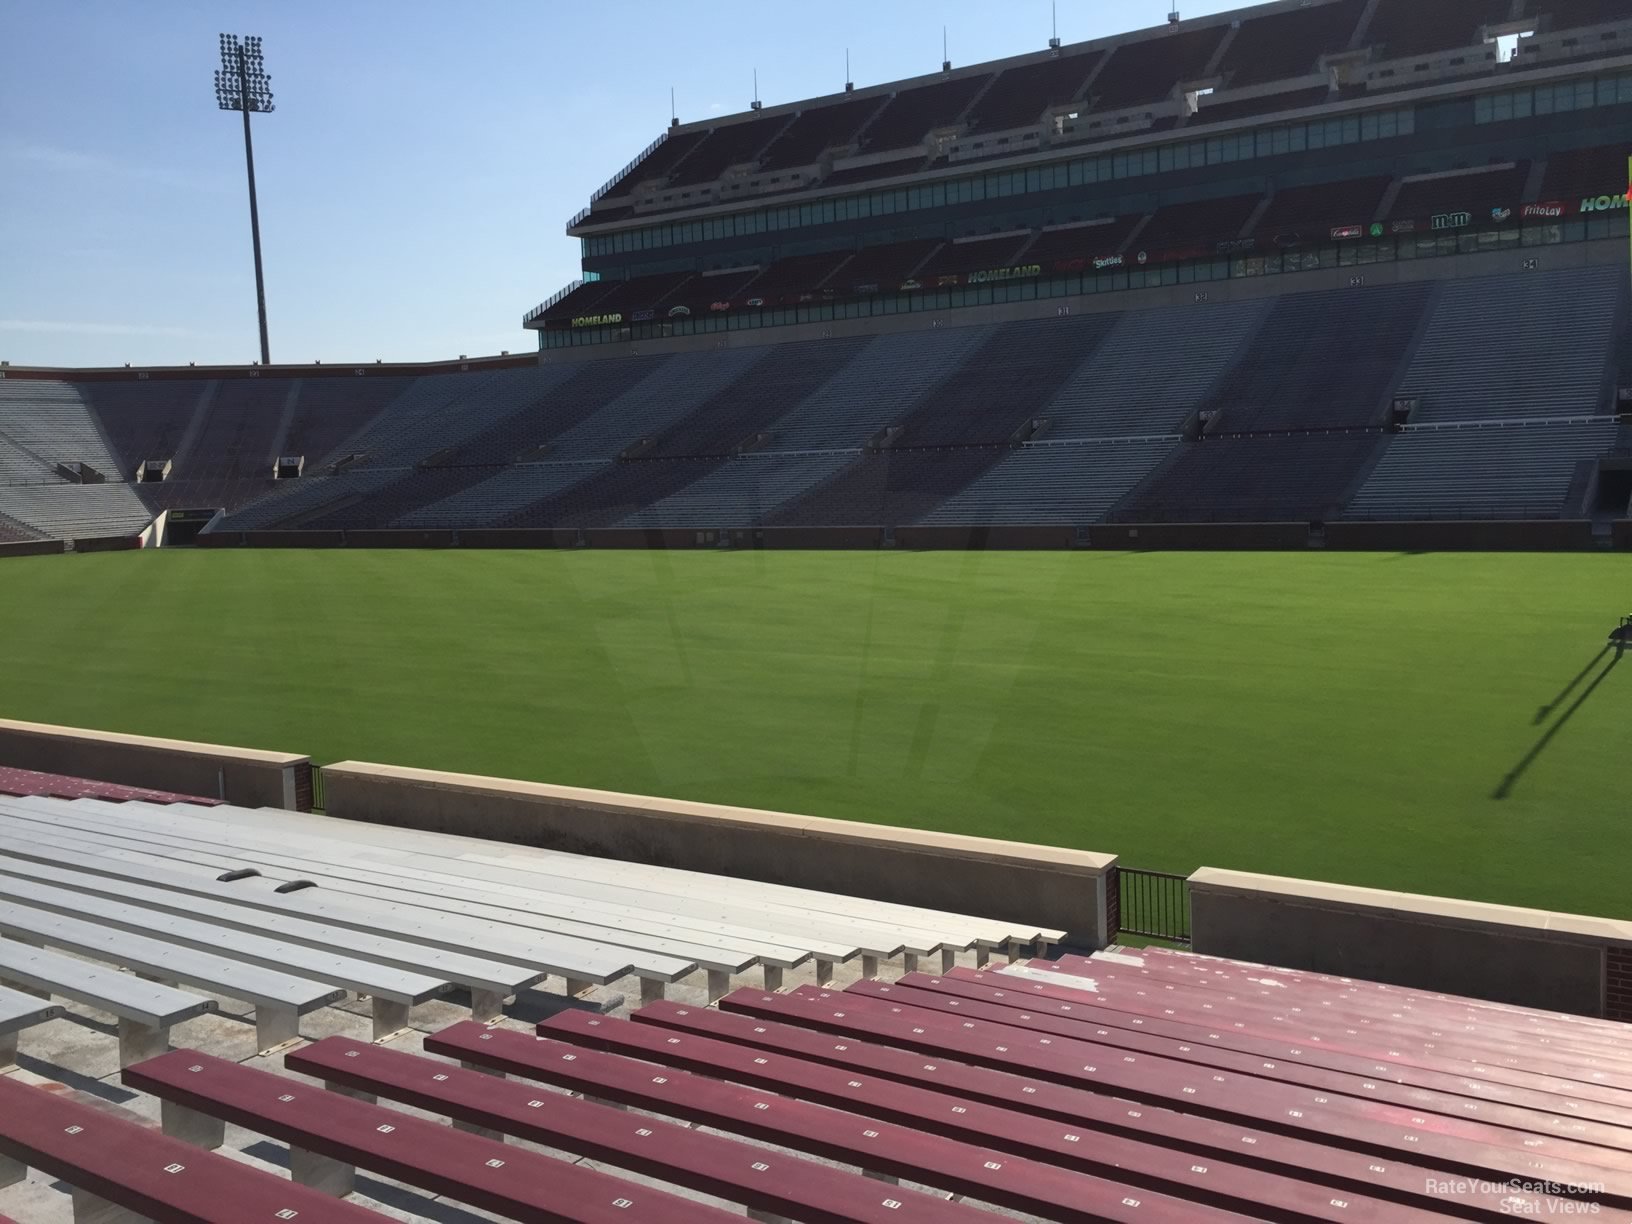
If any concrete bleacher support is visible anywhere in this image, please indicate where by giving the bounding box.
[321,761,1118,947]
[1188,867,1632,1020]
[0,718,312,811]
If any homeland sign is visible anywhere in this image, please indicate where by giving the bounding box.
[571,313,623,328]
[1580,192,1631,213]
[965,263,1042,285]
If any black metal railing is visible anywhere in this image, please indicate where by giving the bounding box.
[310,764,325,813]
[1117,867,1191,945]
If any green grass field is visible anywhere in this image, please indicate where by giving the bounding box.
[0,548,1627,917]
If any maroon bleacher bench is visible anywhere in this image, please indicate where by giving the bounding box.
[286,1033,982,1223]
[122,1048,738,1223]
[0,1073,386,1223]
[635,995,1593,1221]
[427,1018,1246,1223]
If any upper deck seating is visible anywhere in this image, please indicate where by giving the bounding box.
[860,75,992,152]
[758,95,885,169]
[742,250,854,302]
[965,53,1102,133]
[1215,0,1367,86]
[1526,0,1632,28]
[1390,163,1530,222]
[1025,216,1143,267]
[1364,0,1514,57]
[1086,26,1228,111]
[835,238,941,290]
[1537,144,1631,203]
[668,114,790,186]
[1136,192,1265,253]
[913,233,1034,280]
[601,129,709,196]
[1256,176,1394,243]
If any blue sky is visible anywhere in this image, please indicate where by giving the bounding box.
[1,0,1245,368]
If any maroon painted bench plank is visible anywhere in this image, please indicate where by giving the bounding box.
[1055,970,1632,1109]
[426,1019,1255,1223]
[286,1036,982,1223]
[634,997,1592,1222]
[121,1049,738,1223]
[990,966,1632,1115]
[1065,956,1632,1079]
[716,985,1632,1206]
[1033,958,1632,1092]
[527,1010,1465,1222]
[1135,950,1632,1045]
[842,979,1632,1173]
[0,1074,388,1223]
[875,973,1632,1145]
[1106,952,1632,1060]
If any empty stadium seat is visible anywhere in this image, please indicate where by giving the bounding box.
[965,53,1102,134]
[1347,419,1619,519]
[860,75,992,152]
[1086,26,1228,111]
[1364,0,1512,58]
[1398,266,1621,423]
[1112,431,1387,522]
[1214,0,1367,87]
[1200,283,1435,432]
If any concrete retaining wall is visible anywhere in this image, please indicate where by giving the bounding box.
[322,761,1117,946]
[0,540,66,560]
[1088,522,1310,550]
[895,525,1075,551]
[1615,520,1632,551]
[0,718,312,811]
[71,535,140,554]
[1326,520,1596,551]
[344,529,455,549]
[459,528,581,549]
[1189,868,1632,1019]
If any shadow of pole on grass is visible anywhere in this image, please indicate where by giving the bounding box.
[1533,645,1613,725]
[1495,650,1622,800]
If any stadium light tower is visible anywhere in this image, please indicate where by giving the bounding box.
[215,34,275,366]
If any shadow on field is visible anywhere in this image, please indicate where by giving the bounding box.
[1494,648,1622,800]
[1533,645,1613,724]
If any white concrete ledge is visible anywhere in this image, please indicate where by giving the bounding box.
[323,761,1115,946]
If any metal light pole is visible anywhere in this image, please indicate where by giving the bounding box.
[215,34,275,365]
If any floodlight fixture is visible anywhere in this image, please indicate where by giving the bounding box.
[216,33,275,364]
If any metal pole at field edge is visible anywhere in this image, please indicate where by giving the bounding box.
[215,34,275,365]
